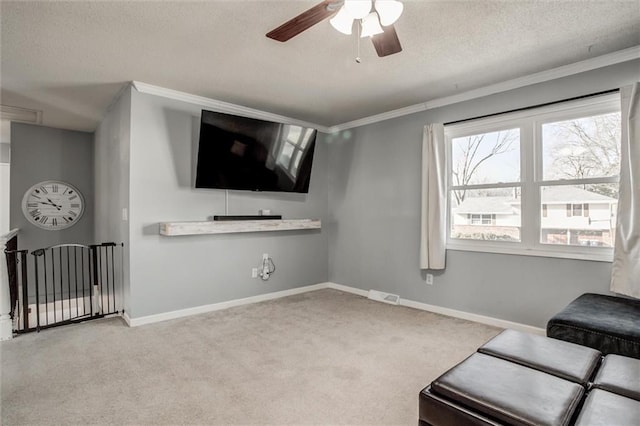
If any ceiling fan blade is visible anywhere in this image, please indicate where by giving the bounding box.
[266,0,338,42]
[371,25,403,57]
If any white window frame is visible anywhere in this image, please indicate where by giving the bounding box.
[445,93,620,262]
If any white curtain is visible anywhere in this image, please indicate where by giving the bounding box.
[420,124,447,269]
[611,83,640,298]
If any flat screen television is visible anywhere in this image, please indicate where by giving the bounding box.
[195,110,317,193]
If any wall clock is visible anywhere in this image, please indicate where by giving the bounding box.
[21,180,85,230]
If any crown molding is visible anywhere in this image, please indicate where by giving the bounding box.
[0,105,42,125]
[132,81,332,133]
[325,103,427,133]
[328,45,640,132]
[132,46,638,135]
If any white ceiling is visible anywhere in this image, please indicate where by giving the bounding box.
[1,1,639,132]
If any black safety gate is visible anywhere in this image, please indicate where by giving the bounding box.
[5,242,123,333]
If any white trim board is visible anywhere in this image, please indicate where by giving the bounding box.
[325,283,545,335]
[0,105,42,125]
[124,281,545,335]
[132,81,333,134]
[399,298,545,336]
[122,311,132,327]
[132,46,639,134]
[329,46,640,132]
[125,283,328,327]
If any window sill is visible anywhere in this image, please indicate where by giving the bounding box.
[446,241,613,262]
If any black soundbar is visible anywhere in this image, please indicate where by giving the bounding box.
[213,215,282,221]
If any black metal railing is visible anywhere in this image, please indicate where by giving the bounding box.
[4,242,123,333]
[4,235,27,327]
[90,242,119,320]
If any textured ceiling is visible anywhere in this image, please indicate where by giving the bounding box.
[1,0,639,132]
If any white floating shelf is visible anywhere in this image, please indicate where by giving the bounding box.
[159,219,321,236]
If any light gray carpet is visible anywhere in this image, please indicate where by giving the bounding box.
[1,289,500,425]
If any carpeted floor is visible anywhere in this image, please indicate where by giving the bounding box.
[1,289,500,425]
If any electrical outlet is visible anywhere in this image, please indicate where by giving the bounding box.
[122,207,128,221]
[426,273,434,285]
[251,268,258,278]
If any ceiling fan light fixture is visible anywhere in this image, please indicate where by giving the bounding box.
[374,0,403,26]
[344,0,373,20]
[360,12,384,38]
[329,6,355,35]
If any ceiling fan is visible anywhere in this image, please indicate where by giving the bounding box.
[266,0,403,58]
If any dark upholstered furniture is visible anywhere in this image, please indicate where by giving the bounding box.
[591,354,640,401]
[419,330,640,426]
[477,329,601,385]
[421,353,584,426]
[574,389,640,426]
[547,293,640,359]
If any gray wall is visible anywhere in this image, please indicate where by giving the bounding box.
[0,143,9,163]
[94,86,132,314]
[327,60,640,329]
[126,89,329,318]
[10,123,94,251]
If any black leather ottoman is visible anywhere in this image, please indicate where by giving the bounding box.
[574,355,640,425]
[547,293,640,358]
[591,354,640,401]
[478,329,601,385]
[574,389,640,426]
[420,352,585,426]
[419,330,640,426]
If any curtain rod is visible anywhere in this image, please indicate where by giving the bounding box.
[444,88,620,126]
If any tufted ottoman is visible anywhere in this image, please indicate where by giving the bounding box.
[547,293,640,359]
[419,330,640,426]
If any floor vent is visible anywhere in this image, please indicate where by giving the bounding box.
[368,290,400,305]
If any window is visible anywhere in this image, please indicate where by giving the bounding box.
[445,93,621,261]
[566,203,590,217]
[469,214,496,225]
[449,128,521,242]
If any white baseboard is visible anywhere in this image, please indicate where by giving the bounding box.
[124,280,545,335]
[0,315,13,341]
[326,282,546,335]
[399,298,546,335]
[122,311,132,327]
[326,282,369,297]
[126,283,328,327]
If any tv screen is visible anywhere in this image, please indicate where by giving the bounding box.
[195,110,317,193]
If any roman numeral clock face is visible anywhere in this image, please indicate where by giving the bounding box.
[21,181,85,230]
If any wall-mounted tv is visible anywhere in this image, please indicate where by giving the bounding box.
[195,110,317,193]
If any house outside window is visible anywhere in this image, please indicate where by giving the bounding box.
[445,93,620,261]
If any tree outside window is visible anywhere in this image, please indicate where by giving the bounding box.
[446,94,621,258]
